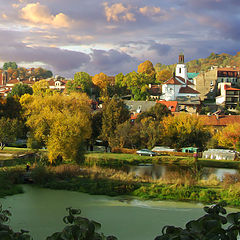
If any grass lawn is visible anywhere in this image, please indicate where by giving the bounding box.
[85,152,240,169]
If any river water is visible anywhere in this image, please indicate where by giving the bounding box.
[126,164,238,181]
[1,185,238,240]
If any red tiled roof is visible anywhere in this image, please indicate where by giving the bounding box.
[164,77,182,85]
[149,85,161,95]
[130,113,140,120]
[6,79,19,84]
[156,100,178,112]
[179,86,200,94]
[218,67,240,72]
[200,115,240,126]
[224,85,240,91]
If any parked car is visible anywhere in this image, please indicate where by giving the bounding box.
[136,149,156,156]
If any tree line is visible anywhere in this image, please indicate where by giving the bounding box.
[1,61,53,80]
[0,80,239,163]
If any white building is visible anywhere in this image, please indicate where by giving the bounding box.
[161,54,200,101]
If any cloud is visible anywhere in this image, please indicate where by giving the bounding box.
[103,2,136,22]
[19,2,73,28]
[148,42,171,56]
[139,6,161,16]
[84,49,139,75]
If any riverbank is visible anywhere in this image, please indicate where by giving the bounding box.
[1,163,238,208]
[85,152,240,169]
[1,150,240,208]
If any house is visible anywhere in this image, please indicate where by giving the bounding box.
[194,66,240,101]
[148,84,161,100]
[124,100,156,115]
[199,114,240,131]
[156,100,178,112]
[48,78,67,91]
[160,54,200,113]
[216,83,240,110]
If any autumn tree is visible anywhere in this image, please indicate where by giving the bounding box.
[101,97,130,148]
[0,117,18,150]
[17,67,27,80]
[92,72,111,101]
[214,123,240,150]
[161,113,211,150]
[156,69,172,84]
[137,60,156,80]
[20,93,91,163]
[8,83,33,97]
[32,79,54,96]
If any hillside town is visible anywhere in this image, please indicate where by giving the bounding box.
[1,53,240,127]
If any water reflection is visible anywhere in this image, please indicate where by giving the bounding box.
[126,164,239,181]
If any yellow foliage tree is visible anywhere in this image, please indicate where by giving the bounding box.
[161,113,210,150]
[32,79,54,96]
[156,69,172,84]
[137,60,156,79]
[92,72,109,89]
[92,72,110,101]
[214,123,240,150]
[20,92,91,163]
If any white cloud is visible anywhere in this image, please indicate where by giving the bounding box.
[103,2,136,22]
[139,6,161,16]
[19,2,73,28]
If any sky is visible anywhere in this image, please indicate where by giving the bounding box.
[0,0,239,78]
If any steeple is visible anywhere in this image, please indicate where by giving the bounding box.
[176,53,188,83]
[178,52,184,64]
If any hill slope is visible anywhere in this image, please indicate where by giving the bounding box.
[155,52,240,73]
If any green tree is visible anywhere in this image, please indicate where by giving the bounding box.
[136,103,171,123]
[3,62,18,70]
[101,97,130,148]
[1,96,22,119]
[8,83,33,97]
[20,92,91,164]
[0,117,18,150]
[121,71,152,100]
[90,110,103,145]
[67,72,92,95]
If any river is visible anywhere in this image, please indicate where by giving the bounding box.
[1,185,238,240]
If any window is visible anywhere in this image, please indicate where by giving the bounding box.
[179,68,181,74]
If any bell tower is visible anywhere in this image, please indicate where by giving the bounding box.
[176,53,188,82]
[179,53,184,64]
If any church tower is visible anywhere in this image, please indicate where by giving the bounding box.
[175,53,188,82]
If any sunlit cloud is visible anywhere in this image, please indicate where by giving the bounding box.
[103,2,136,22]
[19,2,73,28]
[139,6,161,16]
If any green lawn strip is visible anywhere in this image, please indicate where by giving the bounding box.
[85,153,194,167]
[85,153,240,169]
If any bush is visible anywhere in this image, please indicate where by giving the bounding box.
[111,147,137,154]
